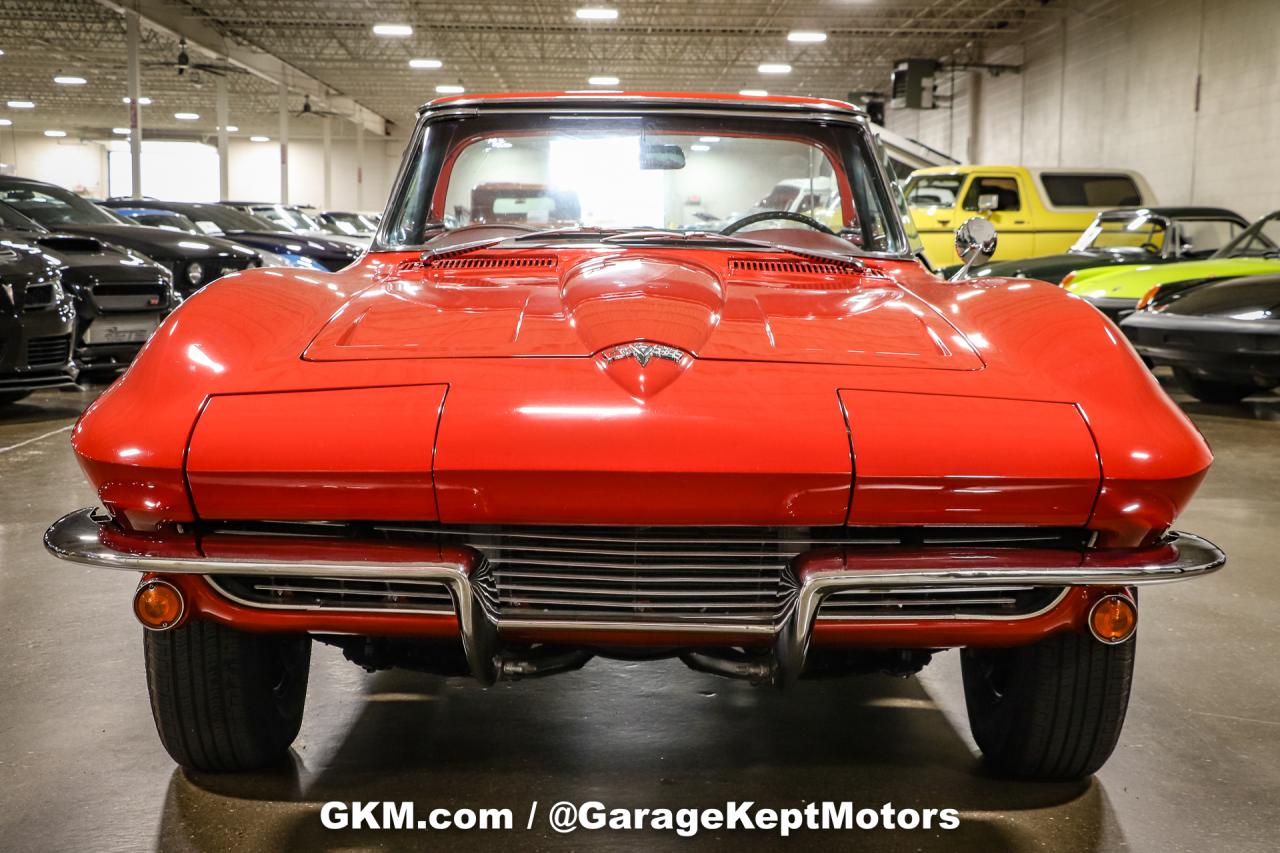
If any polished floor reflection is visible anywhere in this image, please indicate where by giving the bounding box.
[1,382,1277,852]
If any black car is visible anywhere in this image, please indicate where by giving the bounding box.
[949,207,1249,283]
[1121,273,1280,403]
[0,202,176,374]
[0,231,78,406]
[0,177,260,297]
[102,200,359,272]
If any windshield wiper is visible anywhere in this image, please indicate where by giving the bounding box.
[600,229,866,267]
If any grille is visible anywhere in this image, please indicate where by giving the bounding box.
[26,335,72,367]
[430,255,558,271]
[820,586,1068,620]
[208,575,454,613]
[198,523,1086,624]
[22,283,56,310]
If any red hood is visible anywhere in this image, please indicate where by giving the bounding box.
[303,250,983,371]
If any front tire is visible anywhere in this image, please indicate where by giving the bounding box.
[961,630,1134,780]
[1173,368,1260,404]
[144,619,311,772]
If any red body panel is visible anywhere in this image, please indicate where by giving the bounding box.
[69,233,1213,644]
[187,385,447,520]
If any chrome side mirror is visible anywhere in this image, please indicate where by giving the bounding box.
[977,193,1000,212]
[950,217,998,281]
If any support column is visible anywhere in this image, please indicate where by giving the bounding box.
[356,123,365,210]
[322,116,332,209]
[216,75,229,200]
[278,80,289,203]
[126,11,143,199]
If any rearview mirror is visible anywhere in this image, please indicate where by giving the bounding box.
[977,193,1000,212]
[639,143,686,170]
[950,217,998,281]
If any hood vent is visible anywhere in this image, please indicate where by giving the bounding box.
[430,254,558,271]
[35,236,104,253]
[729,257,860,276]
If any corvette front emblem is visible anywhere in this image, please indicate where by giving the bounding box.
[599,342,687,367]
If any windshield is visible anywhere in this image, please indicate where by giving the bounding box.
[1216,212,1280,258]
[253,205,322,232]
[0,183,121,227]
[321,211,378,236]
[179,204,281,235]
[382,110,903,254]
[1073,216,1169,253]
[0,202,46,232]
[126,211,200,233]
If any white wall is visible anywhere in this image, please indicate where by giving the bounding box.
[886,0,1280,219]
[0,129,405,211]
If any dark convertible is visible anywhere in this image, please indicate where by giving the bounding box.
[1121,273,1280,402]
[953,207,1248,283]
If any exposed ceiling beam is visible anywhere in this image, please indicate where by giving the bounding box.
[91,0,390,135]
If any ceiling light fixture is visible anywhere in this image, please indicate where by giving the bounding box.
[739,89,769,97]
[787,31,827,43]
[409,58,442,69]
[174,111,199,120]
[588,75,620,86]
[0,119,13,126]
[699,136,721,142]
[435,84,465,94]
[7,100,35,109]
[758,63,792,74]
[250,135,269,142]
[690,144,710,152]
[576,7,618,20]
[54,75,87,85]
[112,127,130,135]
[122,96,152,105]
[43,129,66,137]
[372,24,413,36]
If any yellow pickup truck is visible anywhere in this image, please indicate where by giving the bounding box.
[904,165,1156,267]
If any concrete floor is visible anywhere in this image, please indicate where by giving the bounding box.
[1,380,1277,852]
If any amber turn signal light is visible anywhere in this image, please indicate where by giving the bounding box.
[1088,594,1137,644]
[134,580,185,631]
[1135,285,1162,311]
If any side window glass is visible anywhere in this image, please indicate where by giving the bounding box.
[962,177,1021,212]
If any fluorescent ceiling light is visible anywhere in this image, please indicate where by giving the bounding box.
[0,119,12,126]
[690,144,710,152]
[409,58,442,69]
[739,89,768,97]
[435,84,465,94]
[787,31,827,43]
[758,63,792,74]
[223,125,238,132]
[112,127,130,135]
[7,100,35,109]
[699,136,721,142]
[54,75,87,85]
[122,96,152,105]
[576,7,618,20]
[43,129,66,137]
[588,75,620,86]
[372,23,413,36]
[174,112,199,120]
[250,135,270,142]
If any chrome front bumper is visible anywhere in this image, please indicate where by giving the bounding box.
[44,508,1226,685]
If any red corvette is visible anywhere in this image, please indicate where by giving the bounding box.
[46,93,1224,780]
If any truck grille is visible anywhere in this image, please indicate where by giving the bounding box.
[27,335,72,367]
[200,522,1085,624]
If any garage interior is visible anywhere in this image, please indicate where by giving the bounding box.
[1,1,1278,850]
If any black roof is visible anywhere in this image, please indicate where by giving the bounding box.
[1099,206,1247,222]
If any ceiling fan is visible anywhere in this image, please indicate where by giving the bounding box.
[144,37,245,77]
[293,94,344,118]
